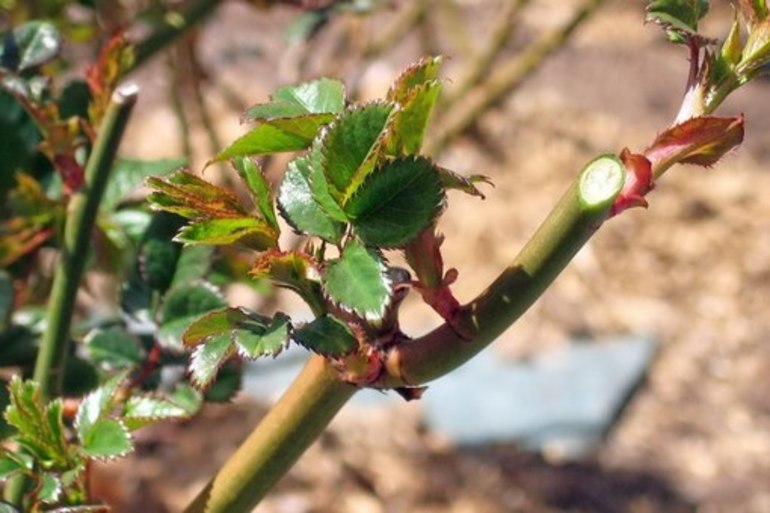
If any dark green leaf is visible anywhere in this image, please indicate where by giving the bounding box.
[293,315,358,356]
[234,313,290,359]
[646,0,709,41]
[320,103,394,201]
[387,56,443,103]
[170,246,214,289]
[162,283,226,324]
[0,22,61,72]
[79,418,132,459]
[0,385,12,441]
[210,115,335,163]
[277,155,346,243]
[243,78,345,121]
[85,328,143,369]
[386,80,442,155]
[189,333,233,389]
[232,157,279,231]
[175,217,278,249]
[62,357,100,397]
[103,158,184,212]
[322,241,391,320]
[204,363,242,403]
[345,156,445,247]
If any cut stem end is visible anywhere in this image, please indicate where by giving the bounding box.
[578,154,624,211]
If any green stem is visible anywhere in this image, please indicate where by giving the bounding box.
[33,85,138,400]
[131,0,223,71]
[384,155,624,385]
[184,355,356,513]
[4,85,138,509]
[183,155,624,512]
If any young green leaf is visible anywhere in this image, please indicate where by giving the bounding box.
[189,333,233,389]
[75,371,129,442]
[386,56,443,103]
[250,251,325,312]
[277,155,346,243]
[0,21,61,72]
[292,315,358,357]
[232,157,279,231]
[385,80,442,155]
[437,166,493,199]
[84,328,144,369]
[78,418,133,459]
[122,385,202,430]
[322,241,391,320]
[0,450,32,481]
[4,378,70,468]
[175,217,278,249]
[344,156,445,248]
[320,102,394,201]
[234,313,290,359]
[243,78,346,121]
[37,471,62,504]
[209,115,335,164]
[646,0,710,42]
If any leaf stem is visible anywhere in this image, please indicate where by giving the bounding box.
[183,355,356,513]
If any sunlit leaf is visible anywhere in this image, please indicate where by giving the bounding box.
[75,371,129,442]
[345,156,445,248]
[234,313,290,359]
[322,241,391,320]
[387,56,443,103]
[292,315,358,356]
[232,157,279,231]
[79,418,132,459]
[210,115,335,163]
[320,102,394,201]
[277,154,346,243]
[122,384,202,430]
[437,166,492,198]
[189,333,233,389]
[146,170,247,220]
[175,217,278,249]
[386,80,441,155]
[38,472,62,504]
[243,78,345,121]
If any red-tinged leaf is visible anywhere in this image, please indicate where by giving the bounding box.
[385,80,442,155]
[85,32,134,127]
[0,226,54,267]
[437,166,493,199]
[387,56,443,103]
[175,217,278,249]
[146,170,247,220]
[610,149,655,216]
[740,19,770,75]
[644,115,744,171]
[182,307,253,347]
[251,250,320,289]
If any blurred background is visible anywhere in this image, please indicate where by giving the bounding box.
[5,0,770,511]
